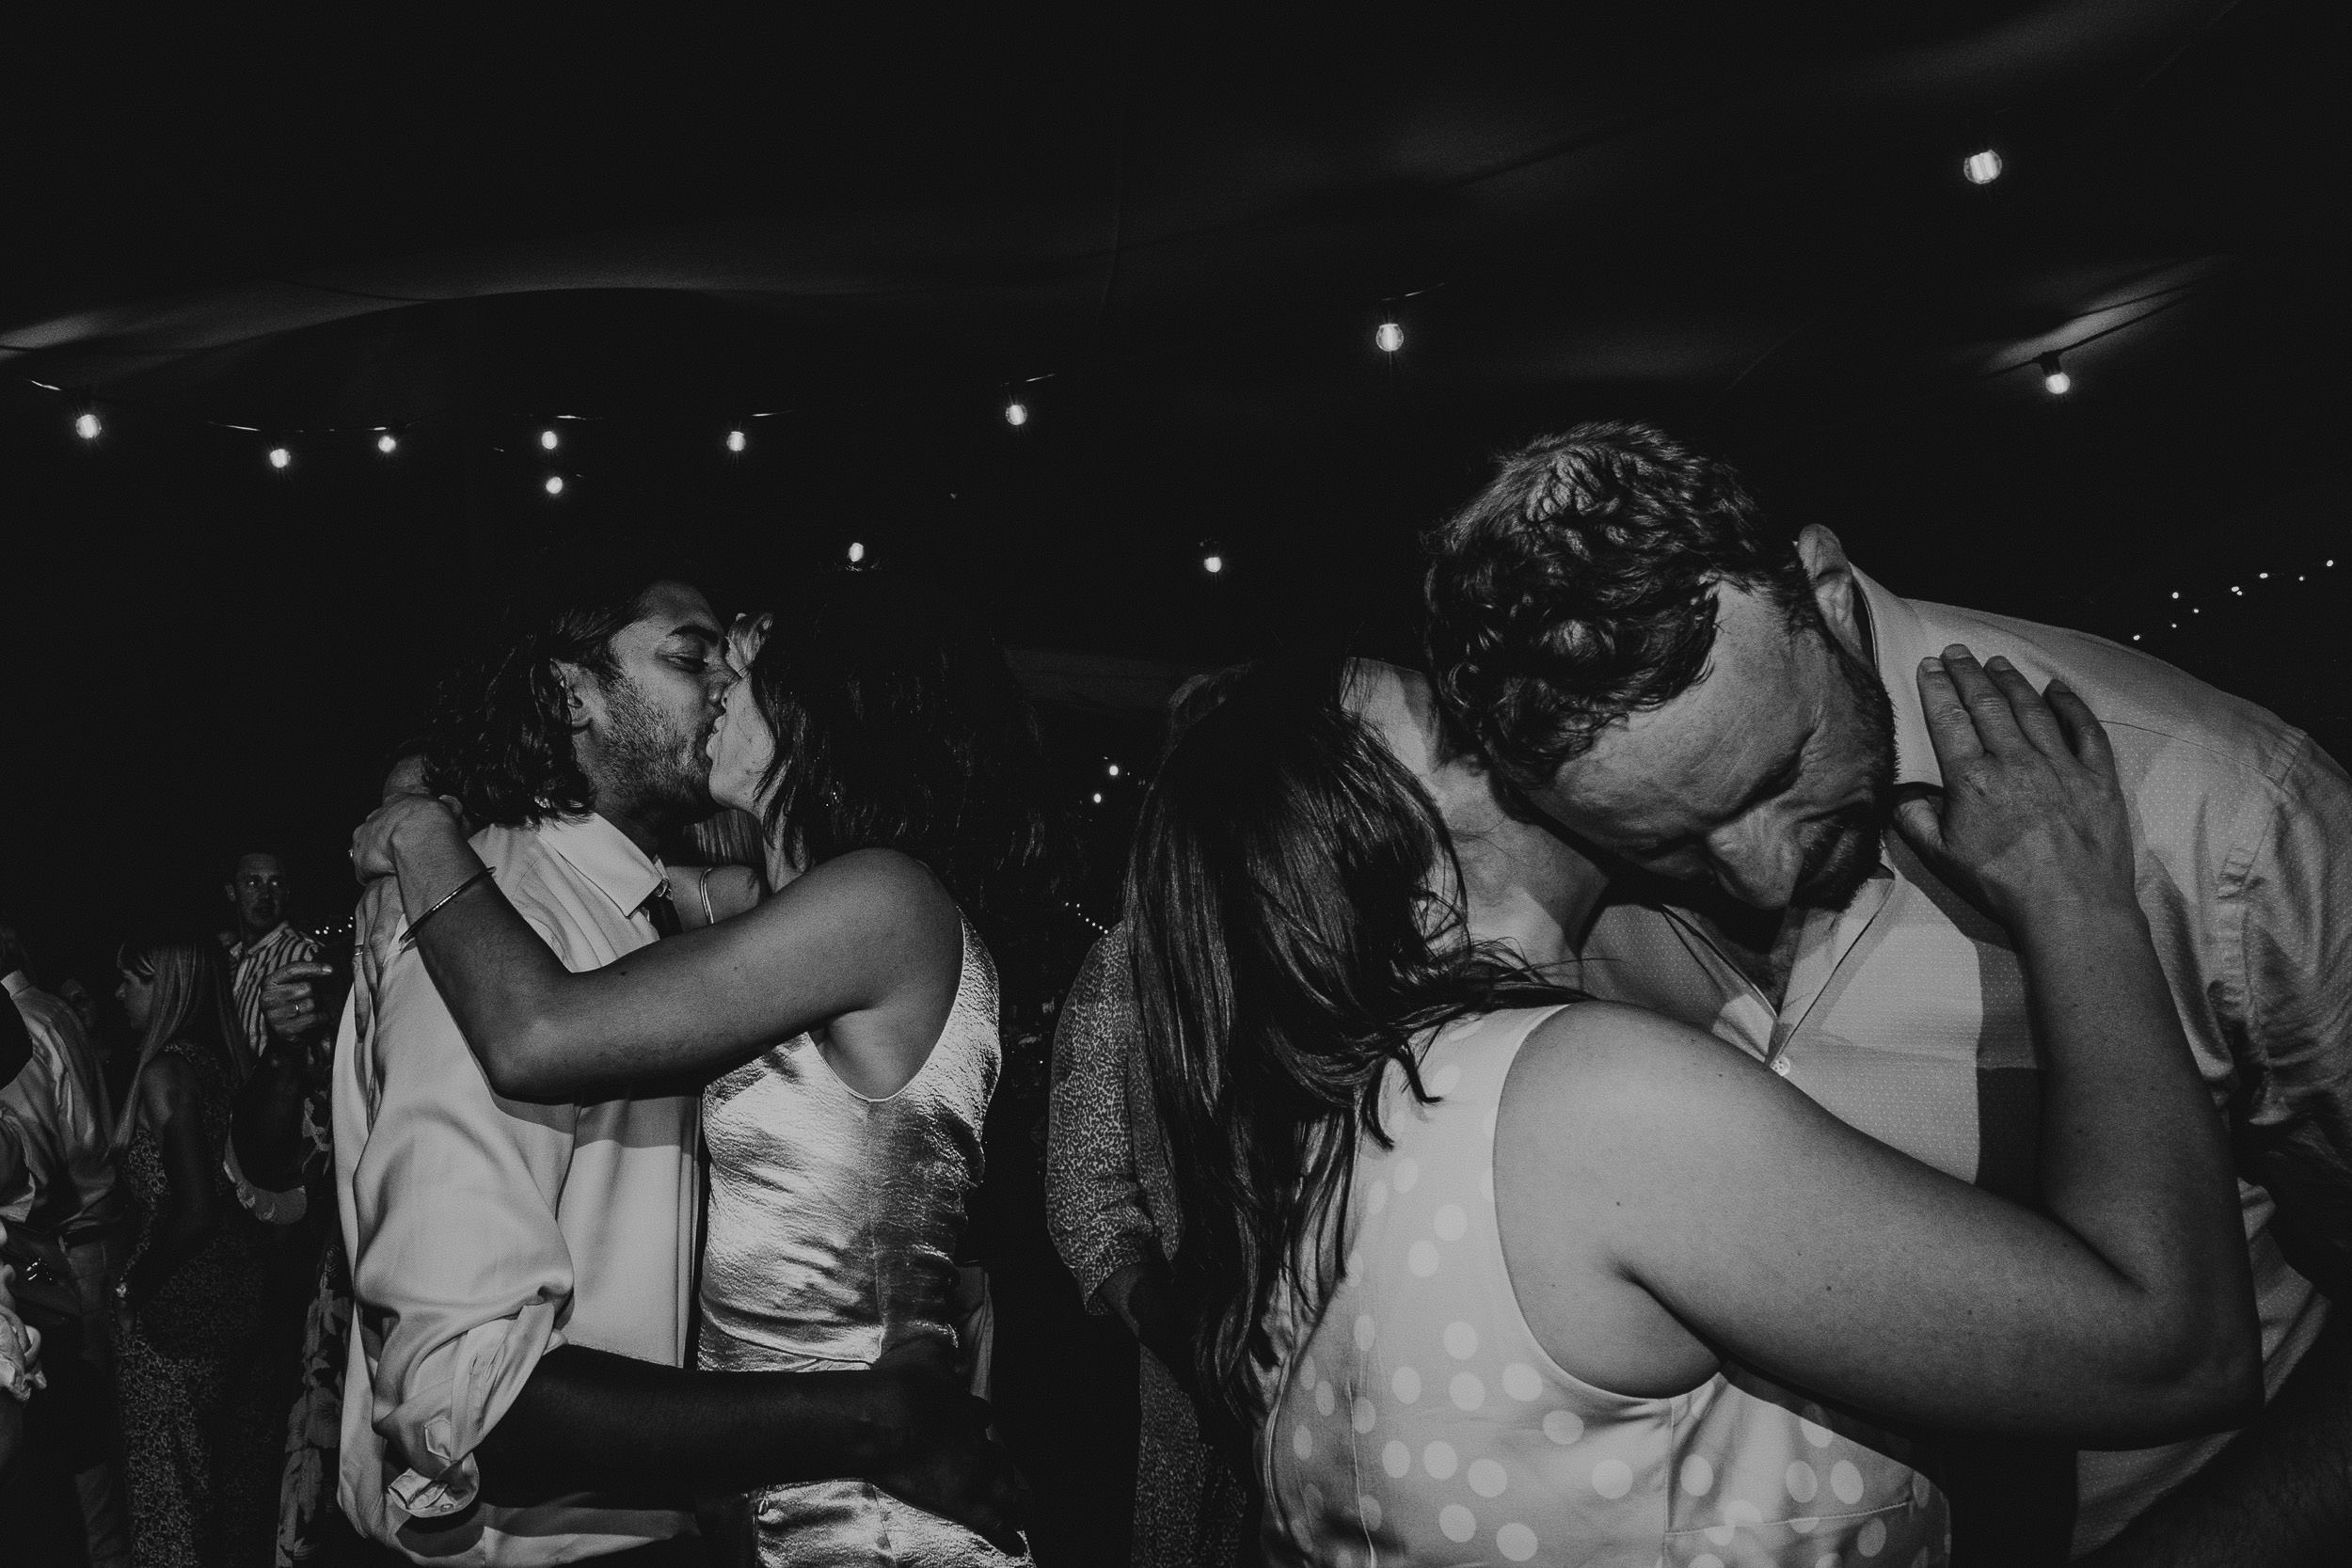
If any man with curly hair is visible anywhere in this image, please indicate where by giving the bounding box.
[334,557,1025,1565]
[1422,422,2352,1566]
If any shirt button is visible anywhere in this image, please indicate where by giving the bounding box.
[1771,1056,1792,1077]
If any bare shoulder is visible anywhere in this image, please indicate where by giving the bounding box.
[750,847,962,961]
[137,1051,203,1118]
[1507,1001,1773,1145]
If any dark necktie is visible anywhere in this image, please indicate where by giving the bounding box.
[641,884,683,939]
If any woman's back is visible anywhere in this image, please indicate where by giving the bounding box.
[699,912,1022,1565]
[1261,1006,1947,1568]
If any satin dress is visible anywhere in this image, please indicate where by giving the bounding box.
[698,916,1027,1567]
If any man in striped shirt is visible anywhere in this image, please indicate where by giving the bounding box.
[224,848,322,1074]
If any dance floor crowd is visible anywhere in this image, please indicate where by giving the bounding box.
[5,422,2346,1568]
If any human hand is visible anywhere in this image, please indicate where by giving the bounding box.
[262,960,339,1041]
[351,793,465,882]
[864,1337,1032,1557]
[0,1291,43,1402]
[1891,644,2135,930]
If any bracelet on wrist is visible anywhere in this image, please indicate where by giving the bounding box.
[402,865,495,948]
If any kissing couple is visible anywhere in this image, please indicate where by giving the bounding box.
[336,554,1049,1567]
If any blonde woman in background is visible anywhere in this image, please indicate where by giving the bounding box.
[112,930,277,1568]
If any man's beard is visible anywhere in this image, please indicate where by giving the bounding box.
[599,671,716,826]
[1788,636,1899,911]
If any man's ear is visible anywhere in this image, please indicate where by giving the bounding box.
[1795,525,1865,658]
[550,659,597,731]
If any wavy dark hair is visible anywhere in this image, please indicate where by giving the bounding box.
[748,571,1070,1010]
[1125,657,1576,1429]
[1423,420,1817,784]
[422,560,680,828]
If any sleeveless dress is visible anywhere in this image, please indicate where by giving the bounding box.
[117,1037,277,1568]
[1260,1006,1950,1568]
[698,916,1028,1568]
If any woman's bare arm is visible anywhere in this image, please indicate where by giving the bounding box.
[356,801,960,1101]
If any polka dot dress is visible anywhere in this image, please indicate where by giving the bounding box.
[1257,1006,1951,1567]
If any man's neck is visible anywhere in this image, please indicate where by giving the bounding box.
[592,799,670,863]
[238,919,281,950]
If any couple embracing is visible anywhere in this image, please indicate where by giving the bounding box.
[333,558,1043,1566]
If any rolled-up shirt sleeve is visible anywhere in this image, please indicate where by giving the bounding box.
[1045,928,1160,1312]
[2233,732,2352,1301]
[342,929,580,1517]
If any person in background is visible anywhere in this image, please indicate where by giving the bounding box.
[1,1000,46,1481]
[1047,670,1254,1568]
[222,849,320,1080]
[1422,420,2352,1565]
[113,928,278,1568]
[2,915,134,1568]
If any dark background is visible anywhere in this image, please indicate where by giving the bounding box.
[2,5,2344,1560]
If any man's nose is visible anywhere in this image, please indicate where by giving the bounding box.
[1705,818,1803,911]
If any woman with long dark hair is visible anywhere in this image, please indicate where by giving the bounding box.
[1125,656,2258,1567]
[110,930,276,1567]
[355,571,1059,1565]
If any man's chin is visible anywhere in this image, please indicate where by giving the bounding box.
[1790,830,1884,912]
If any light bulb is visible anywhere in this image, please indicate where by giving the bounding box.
[1004,401,1029,428]
[725,429,747,453]
[1202,553,1224,575]
[376,432,398,454]
[268,446,292,469]
[2132,634,2141,641]
[1106,763,1120,778]
[1963,150,2003,185]
[2036,352,2070,395]
[848,541,866,563]
[2259,572,2269,579]
[2170,592,2180,599]
[544,474,564,496]
[540,428,560,451]
[1375,321,1405,354]
[1091,792,1104,805]
[73,411,102,440]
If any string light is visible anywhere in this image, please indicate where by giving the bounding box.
[375,432,398,454]
[73,411,102,440]
[539,428,560,451]
[848,541,866,563]
[2133,554,2343,643]
[2037,353,2071,396]
[1004,400,1029,428]
[267,446,292,469]
[543,474,564,496]
[725,428,747,453]
[1375,321,1405,354]
[1963,150,2003,185]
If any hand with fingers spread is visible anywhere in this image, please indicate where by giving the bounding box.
[1892,644,2137,930]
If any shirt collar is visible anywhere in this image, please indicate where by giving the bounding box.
[1,970,29,1000]
[230,921,294,961]
[534,813,668,918]
[1852,564,1944,791]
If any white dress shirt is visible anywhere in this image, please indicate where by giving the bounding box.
[1576,566,2344,1556]
[334,814,700,1565]
[1,970,119,1239]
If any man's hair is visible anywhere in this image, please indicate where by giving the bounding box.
[225,846,289,880]
[423,555,685,829]
[1422,420,1815,782]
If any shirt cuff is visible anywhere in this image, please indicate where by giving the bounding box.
[376,1307,564,1519]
